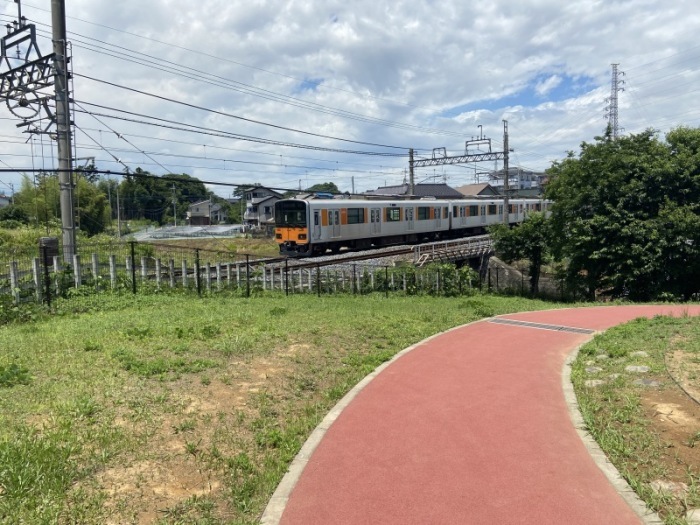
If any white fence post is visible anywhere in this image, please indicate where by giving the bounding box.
[73,254,82,289]
[9,261,19,304]
[109,255,117,289]
[32,258,42,303]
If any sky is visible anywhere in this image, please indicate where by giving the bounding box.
[0,0,698,199]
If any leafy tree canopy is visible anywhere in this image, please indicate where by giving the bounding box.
[490,212,551,294]
[545,127,700,300]
[306,182,340,194]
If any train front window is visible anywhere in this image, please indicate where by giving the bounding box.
[275,201,307,227]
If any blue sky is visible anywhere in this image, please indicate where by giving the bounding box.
[440,73,598,118]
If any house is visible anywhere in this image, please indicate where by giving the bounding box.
[482,168,547,193]
[242,186,283,228]
[0,194,10,208]
[187,199,227,226]
[363,182,463,199]
[454,183,500,197]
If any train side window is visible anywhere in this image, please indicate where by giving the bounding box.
[443,207,448,219]
[385,208,401,222]
[417,207,430,220]
[347,208,365,224]
[488,204,497,215]
[314,213,319,226]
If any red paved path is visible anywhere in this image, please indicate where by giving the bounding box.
[265,305,700,525]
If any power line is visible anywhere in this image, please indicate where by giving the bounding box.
[74,73,416,151]
[72,101,410,157]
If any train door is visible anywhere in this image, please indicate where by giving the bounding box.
[313,210,322,240]
[434,207,441,228]
[480,205,486,224]
[330,209,340,238]
[370,208,381,235]
[406,207,414,231]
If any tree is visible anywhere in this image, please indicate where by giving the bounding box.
[75,177,109,236]
[0,204,30,225]
[306,182,340,194]
[119,169,208,224]
[490,212,551,294]
[545,127,700,300]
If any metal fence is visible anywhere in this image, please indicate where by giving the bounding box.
[1,240,489,309]
[1,240,577,314]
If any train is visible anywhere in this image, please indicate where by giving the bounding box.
[274,196,549,257]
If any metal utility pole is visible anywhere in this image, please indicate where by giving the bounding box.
[503,120,509,224]
[171,184,177,226]
[0,0,76,260]
[116,183,121,238]
[52,0,75,261]
[605,63,624,139]
[408,148,415,196]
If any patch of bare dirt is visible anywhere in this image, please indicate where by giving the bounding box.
[642,387,700,481]
[666,349,700,404]
[79,343,319,524]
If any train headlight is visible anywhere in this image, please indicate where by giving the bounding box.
[298,234,307,240]
[275,233,282,239]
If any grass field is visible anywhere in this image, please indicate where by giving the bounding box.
[0,292,558,524]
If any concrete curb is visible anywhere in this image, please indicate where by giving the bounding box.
[562,338,664,525]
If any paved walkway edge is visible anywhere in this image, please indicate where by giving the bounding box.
[562,340,664,525]
[260,323,475,525]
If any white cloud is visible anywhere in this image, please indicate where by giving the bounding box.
[535,75,562,96]
[0,0,698,197]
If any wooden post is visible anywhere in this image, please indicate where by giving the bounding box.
[205,262,212,292]
[141,257,148,282]
[216,262,222,291]
[169,259,175,288]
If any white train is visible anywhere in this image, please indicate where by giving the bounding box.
[274,197,549,257]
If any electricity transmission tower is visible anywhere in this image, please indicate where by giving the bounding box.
[0,0,75,262]
[605,63,625,139]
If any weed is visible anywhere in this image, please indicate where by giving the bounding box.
[83,341,102,352]
[0,363,30,388]
[174,419,196,434]
[184,439,201,456]
[688,431,700,448]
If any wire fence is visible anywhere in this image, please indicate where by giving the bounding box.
[1,240,573,313]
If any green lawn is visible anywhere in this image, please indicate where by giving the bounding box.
[0,292,557,524]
